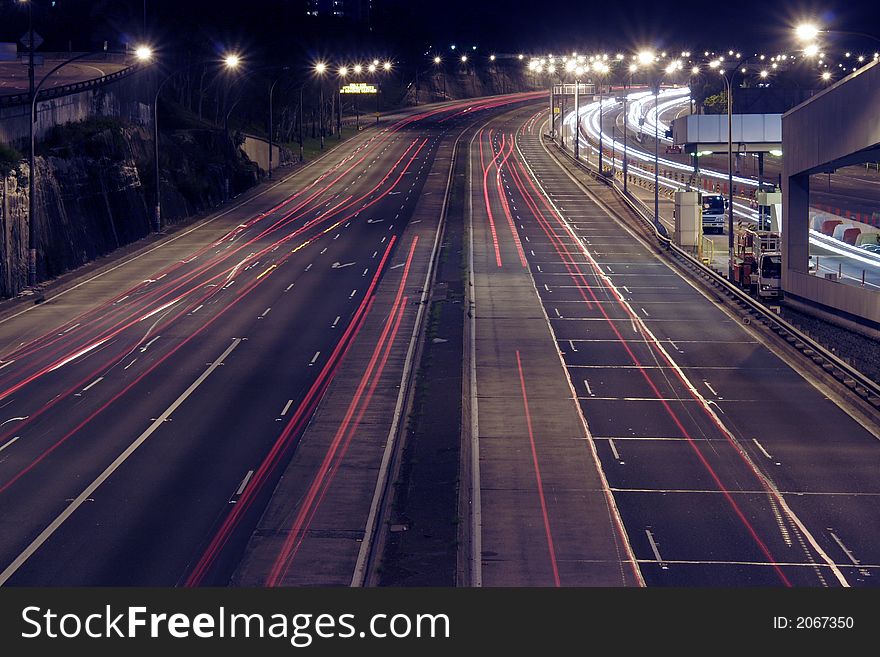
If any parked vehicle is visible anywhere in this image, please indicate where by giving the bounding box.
[732,223,782,299]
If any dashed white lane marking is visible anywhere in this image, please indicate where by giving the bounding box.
[285,283,295,292]
[752,438,781,466]
[259,307,271,319]
[233,470,254,498]
[62,323,80,334]
[0,360,15,371]
[608,438,624,463]
[280,399,295,416]
[645,529,668,569]
[305,263,313,272]
[568,340,578,352]
[320,247,328,254]
[829,530,860,566]
[310,352,321,366]
[640,307,650,317]
[124,358,137,370]
[703,381,718,396]
[0,436,19,453]
[583,379,594,396]
[80,377,104,393]
[140,336,161,352]
[190,304,204,315]
[331,316,340,328]
[349,289,357,299]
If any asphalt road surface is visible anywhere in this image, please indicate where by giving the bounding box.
[0,93,541,586]
[469,103,880,586]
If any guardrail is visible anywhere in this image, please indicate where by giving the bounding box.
[0,62,141,108]
[545,133,880,408]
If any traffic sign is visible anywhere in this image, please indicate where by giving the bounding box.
[20,31,43,50]
[340,83,378,95]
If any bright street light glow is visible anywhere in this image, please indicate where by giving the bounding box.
[760,69,768,78]
[629,63,638,73]
[434,56,441,64]
[461,55,468,63]
[638,50,654,65]
[691,65,699,75]
[821,70,831,80]
[224,54,241,69]
[135,46,152,61]
[490,54,496,61]
[354,64,362,74]
[315,62,327,75]
[795,23,821,42]
[804,43,820,57]
[339,66,348,77]
[383,61,392,71]
[368,63,376,73]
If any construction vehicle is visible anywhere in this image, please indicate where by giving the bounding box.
[732,223,782,299]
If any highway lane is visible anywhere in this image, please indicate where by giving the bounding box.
[474,102,880,586]
[0,92,542,586]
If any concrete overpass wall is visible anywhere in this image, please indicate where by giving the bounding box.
[782,59,880,325]
[0,65,153,149]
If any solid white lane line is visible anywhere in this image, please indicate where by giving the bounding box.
[310,351,321,366]
[280,399,294,416]
[0,338,242,586]
[829,531,860,566]
[0,436,19,453]
[234,470,254,497]
[645,529,668,569]
[81,377,104,392]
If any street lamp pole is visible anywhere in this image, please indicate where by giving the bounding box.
[25,0,36,287]
[724,72,734,280]
[573,75,580,160]
[268,68,290,179]
[28,49,109,286]
[653,82,660,227]
[298,85,305,162]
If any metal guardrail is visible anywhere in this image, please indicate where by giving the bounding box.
[546,133,880,408]
[0,63,141,108]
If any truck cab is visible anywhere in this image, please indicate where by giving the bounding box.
[701,193,727,234]
[757,252,782,299]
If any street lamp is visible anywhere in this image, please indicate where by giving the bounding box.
[25,43,118,286]
[594,62,609,174]
[710,58,736,279]
[623,63,637,194]
[315,62,327,149]
[151,52,240,233]
[268,65,290,179]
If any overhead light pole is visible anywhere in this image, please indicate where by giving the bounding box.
[268,66,290,179]
[25,44,117,287]
[314,62,327,149]
[152,52,240,233]
[710,59,735,279]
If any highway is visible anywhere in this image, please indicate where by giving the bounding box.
[468,102,880,586]
[0,58,130,96]
[567,87,880,288]
[0,93,877,588]
[0,92,541,586]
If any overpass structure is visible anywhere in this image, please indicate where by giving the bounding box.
[783,59,880,325]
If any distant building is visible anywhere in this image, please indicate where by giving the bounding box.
[306,0,371,22]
